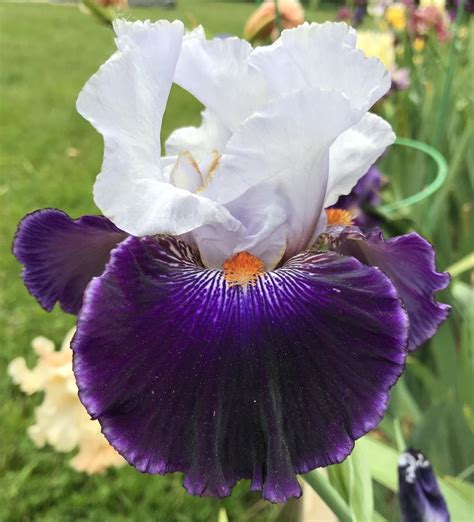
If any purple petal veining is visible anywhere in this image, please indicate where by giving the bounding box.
[73,235,408,502]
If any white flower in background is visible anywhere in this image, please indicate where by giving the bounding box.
[77,20,394,270]
[8,329,125,474]
[367,0,393,19]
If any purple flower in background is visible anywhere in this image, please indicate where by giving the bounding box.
[391,67,411,91]
[13,20,449,502]
[332,165,382,228]
[353,2,367,26]
[398,449,450,522]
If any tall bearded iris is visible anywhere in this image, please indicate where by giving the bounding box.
[13,20,450,502]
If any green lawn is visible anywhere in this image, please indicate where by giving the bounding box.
[1,1,473,521]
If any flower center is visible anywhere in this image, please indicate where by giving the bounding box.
[223,252,265,287]
[326,208,354,226]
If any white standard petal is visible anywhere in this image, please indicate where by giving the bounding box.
[325,113,395,207]
[188,180,289,270]
[165,109,231,162]
[204,87,365,264]
[174,27,268,132]
[77,20,241,238]
[249,21,391,110]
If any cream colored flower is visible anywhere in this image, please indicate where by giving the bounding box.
[8,329,125,474]
[420,0,446,10]
[357,30,396,70]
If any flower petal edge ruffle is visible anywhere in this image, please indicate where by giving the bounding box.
[13,209,127,314]
[335,229,450,350]
[73,235,408,502]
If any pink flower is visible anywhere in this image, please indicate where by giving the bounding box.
[411,6,451,42]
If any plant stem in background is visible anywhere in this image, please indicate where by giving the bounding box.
[446,253,474,278]
[304,471,353,522]
[432,0,466,147]
[82,0,115,26]
[274,0,282,34]
[393,418,406,453]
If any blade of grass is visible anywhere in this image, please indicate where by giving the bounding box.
[432,0,467,147]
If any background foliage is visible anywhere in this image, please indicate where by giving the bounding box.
[1,1,472,520]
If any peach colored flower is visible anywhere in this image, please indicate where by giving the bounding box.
[244,0,305,43]
[99,0,128,9]
[8,329,125,474]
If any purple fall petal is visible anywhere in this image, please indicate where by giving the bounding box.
[398,449,450,522]
[13,209,127,314]
[73,235,408,502]
[336,229,450,351]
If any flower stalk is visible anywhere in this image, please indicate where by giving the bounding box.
[432,0,466,147]
[304,471,353,522]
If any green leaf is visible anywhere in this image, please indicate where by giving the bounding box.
[217,508,228,522]
[358,435,474,520]
[327,440,374,522]
[304,469,353,522]
[444,475,474,499]
[390,376,422,423]
[446,253,474,278]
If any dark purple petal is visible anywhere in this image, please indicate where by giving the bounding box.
[73,236,408,502]
[335,229,450,351]
[398,449,450,522]
[13,209,127,314]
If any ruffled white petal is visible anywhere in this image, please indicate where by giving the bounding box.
[77,20,241,239]
[77,20,396,268]
[325,113,395,207]
[249,22,391,110]
[174,27,268,131]
[205,87,365,262]
[165,109,231,162]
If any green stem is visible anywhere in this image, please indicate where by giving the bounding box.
[274,0,282,34]
[82,0,115,26]
[457,463,474,481]
[446,253,474,278]
[432,0,466,147]
[393,418,406,453]
[303,471,353,522]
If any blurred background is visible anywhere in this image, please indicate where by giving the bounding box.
[1,0,472,520]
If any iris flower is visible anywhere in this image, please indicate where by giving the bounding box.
[398,449,450,521]
[13,20,449,502]
[8,329,125,474]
